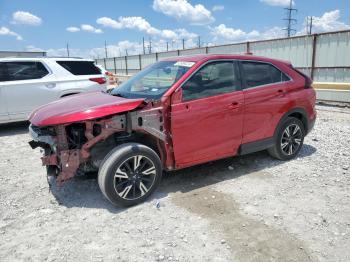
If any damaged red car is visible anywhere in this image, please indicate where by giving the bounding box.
[28,54,316,206]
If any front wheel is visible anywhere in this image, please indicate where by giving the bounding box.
[98,143,162,207]
[268,117,305,160]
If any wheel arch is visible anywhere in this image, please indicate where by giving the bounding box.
[274,107,308,139]
[90,131,166,169]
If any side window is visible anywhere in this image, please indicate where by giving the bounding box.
[5,62,49,81]
[56,61,101,75]
[182,61,240,101]
[0,63,9,81]
[242,61,289,89]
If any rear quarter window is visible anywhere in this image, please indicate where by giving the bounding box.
[242,61,289,89]
[56,61,101,75]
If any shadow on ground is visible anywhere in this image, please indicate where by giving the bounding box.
[0,122,29,137]
[49,144,316,213]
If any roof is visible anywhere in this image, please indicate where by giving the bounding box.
[0,57,94,62]
[162,54,291,65]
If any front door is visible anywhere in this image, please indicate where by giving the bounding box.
[171,61,244,168]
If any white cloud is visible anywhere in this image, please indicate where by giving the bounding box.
[0,26,22,40]
[152,0,214,25]
[310,10,350,32]
[210,24,260,42]
[260,0,294,7]
[66,26,80,32]
[28,37,201,59]
[210,24,286,44]
[81,24,103,34]
[97,16,197,40]
[26,45,44,52]
[11,11,42,26]
[261,26,285,39]
[212,5,224,12]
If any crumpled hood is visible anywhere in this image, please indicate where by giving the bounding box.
[29,91,145,127]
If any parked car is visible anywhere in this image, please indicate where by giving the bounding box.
[0,57,107,123]
[95,64,117,91]
[28,54,316,207]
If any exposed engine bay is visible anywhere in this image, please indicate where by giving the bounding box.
[29,104,170,184]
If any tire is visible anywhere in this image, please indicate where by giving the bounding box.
[268,117,305,161]
[98,143,162,207]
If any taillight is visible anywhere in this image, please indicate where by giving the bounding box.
[89,77,106,85]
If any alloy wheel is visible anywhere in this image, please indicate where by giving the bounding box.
[280,124,303,156]
[113,155,157,200]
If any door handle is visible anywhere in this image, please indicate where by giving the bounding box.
[228,101,239,109]
[45,83,56,88]
[277,89,286,97]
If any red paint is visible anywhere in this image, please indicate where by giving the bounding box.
[29,91,144,126]
[29,54,316,175]
[171,90,244,168]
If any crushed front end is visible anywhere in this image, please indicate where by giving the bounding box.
[29,106,170,185]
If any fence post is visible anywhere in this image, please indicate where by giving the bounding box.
[310,34,318,80]
[124,56,128,75]
[139,54,142,71]
[246,41,251,54]
[113,57,117,74]
[177,49,180,56]
[155,52,158,61]
[103,58,107,70]
[205,46,208,54]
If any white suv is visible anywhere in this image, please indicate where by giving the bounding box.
[0,57,107,124]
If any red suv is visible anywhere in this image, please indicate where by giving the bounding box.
[28,54,316,206]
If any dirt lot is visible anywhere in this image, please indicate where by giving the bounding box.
[0,105,349,262]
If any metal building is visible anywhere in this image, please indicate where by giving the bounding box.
[0,51,46,58]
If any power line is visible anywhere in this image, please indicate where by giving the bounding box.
[283,0,297,37]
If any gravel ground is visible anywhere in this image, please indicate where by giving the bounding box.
[0,105,349,262]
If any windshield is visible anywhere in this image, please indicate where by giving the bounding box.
[111,60,194,99]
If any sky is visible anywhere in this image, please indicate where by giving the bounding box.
[0,0,349,58]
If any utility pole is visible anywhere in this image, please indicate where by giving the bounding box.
[306,16,313,35]
[66,43,70,57]
[148,37,152,54]
[166,42,169,51]
[198,36,201,48]
[125,49,128,56]
[104,40,108,58]
[182,39,185,50]
[142,37,145,54]
[283,0,297,37]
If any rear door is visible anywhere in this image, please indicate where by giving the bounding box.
[171,60,244,168]
[240,61,291,144]
[1,61,56,121]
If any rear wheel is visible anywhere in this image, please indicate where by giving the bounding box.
[268,117,305,160]
[98,143,162,207]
